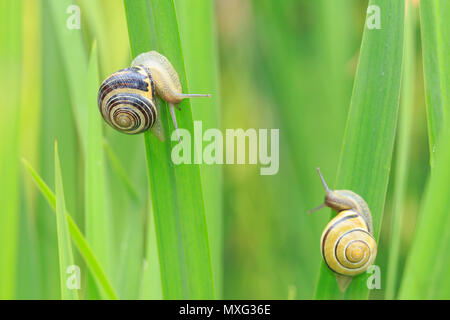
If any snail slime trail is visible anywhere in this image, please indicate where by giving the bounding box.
[170,121,279,176]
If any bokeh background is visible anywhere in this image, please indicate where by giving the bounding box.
[0,0,430,299]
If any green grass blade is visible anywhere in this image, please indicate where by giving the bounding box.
[419,0,450,166]
[236,0,353,299]
[399,0,450,299]
[17,3,42,296]
[54,141,79,300]
[85,41,112,294]
[385,0,416,300]
[22,159,55,213]
[0,0,22,299]
[21,159,119,300]
[314,0,405,299]
[114,208,145,299]
[47,0,88,154]
[19,0,42,209]
[80,1,145,300]
[139,196,163,300]
[39,1,82,298]
[77,0,129,75]
[124,0,214,299]
[399,126,450,299]
[175,0,223,298]
[103,139,140,203]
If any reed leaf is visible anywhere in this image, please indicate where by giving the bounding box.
[314,0,405,299]
[123,0,214,299]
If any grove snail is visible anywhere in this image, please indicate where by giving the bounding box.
[310,168,377,291]
[97,51,210,141]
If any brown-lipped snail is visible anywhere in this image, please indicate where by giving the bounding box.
[97,51,210,141]
[309,168,377,291]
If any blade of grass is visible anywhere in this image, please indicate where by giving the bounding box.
[250,0,354,298]
[86,41,108,260]
[0,0,22,299]
[385,0,416,300]
[139,194,162,300]
[19,0,42,212]
[104,141,145,299]
[314,0,405,299]
[419,0,450,166]
[103,139,140,203]
[16,0,42,299]
[39,1,82,298]
[47,0,88,154]
[85,41,112,299]
[114,206,144,299]
[54,141,79,300]
[16,205,41,298]
[77,0,129,76]
[81,1,147,300]
[22,159,119,300]
[124,0,214,299]
[399,0,450,299]
[399,126,450,299]
[175,0,222,298]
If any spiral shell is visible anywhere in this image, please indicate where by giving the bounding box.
[320,209,377,276]
[98,66,157,134]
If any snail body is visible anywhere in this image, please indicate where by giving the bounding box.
[310,168,377,291]
[98,51,210,141]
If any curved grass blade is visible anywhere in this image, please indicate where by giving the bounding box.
[124,0,214,299]
[22,159,119,300]
[314,0,405,299]
[54,141,79,300]
[399,127,450,299]
[385,0,416,300]
[419,0,450,166]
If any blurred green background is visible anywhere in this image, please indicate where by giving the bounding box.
[0,0,441,300]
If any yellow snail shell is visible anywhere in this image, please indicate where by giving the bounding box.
[310,168,378,291]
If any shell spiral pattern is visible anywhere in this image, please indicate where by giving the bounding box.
[97,66,157,134]
[320,209,377,276]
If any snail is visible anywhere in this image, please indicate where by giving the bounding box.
[97,50,210,141]
[310,168,377,291]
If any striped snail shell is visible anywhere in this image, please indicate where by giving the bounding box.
[98,51,210,141]
[310,168,377,291]
[98,66,157,134]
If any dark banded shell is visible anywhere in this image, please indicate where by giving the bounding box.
[98,66,157,134]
